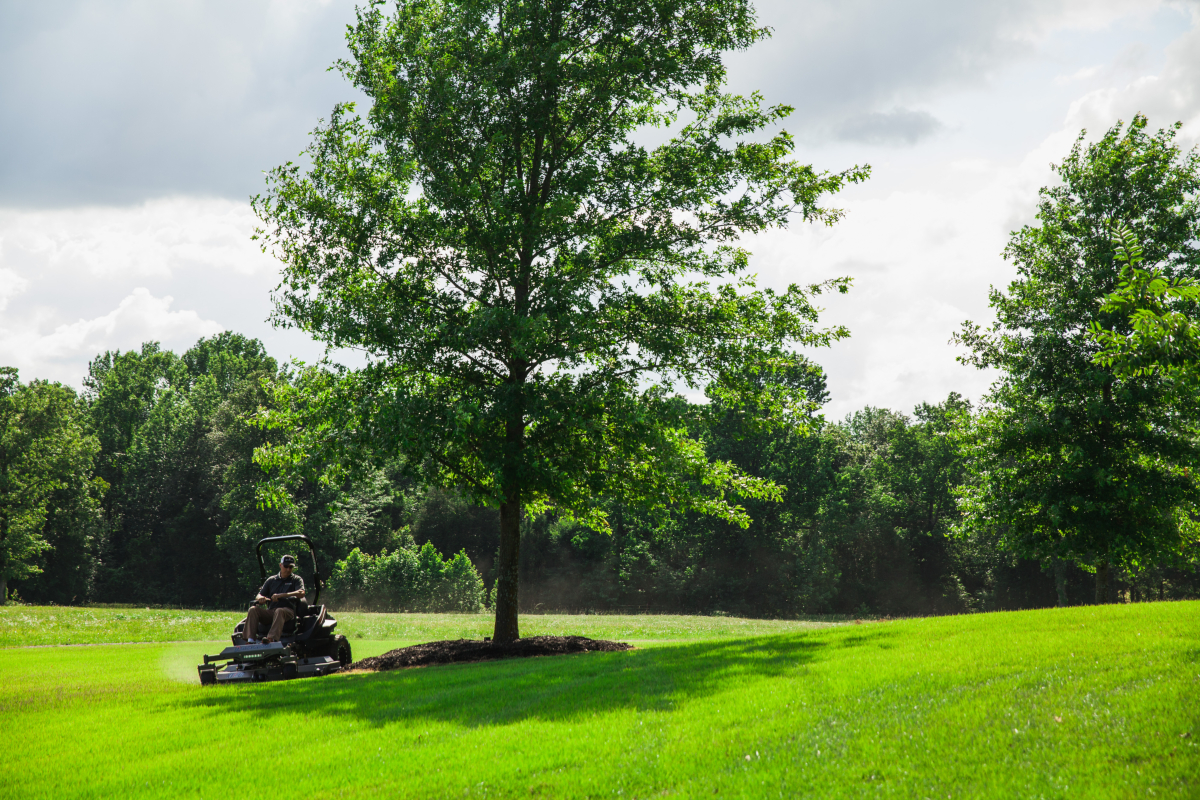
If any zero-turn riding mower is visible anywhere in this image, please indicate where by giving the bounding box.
[197,534,352,685]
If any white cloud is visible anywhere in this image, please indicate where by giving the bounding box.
[1060,23,1200,144]
[0,0,1196,417]
[834,109,944,146]
[0,288,223,383]
[720,1,1200,420]
[1055,65,1103,84]
[0,197,270,280]
[0,0,1174,207]
[742,4,1200,419]
[34,289,224,357]
[0,0,362,206]
[729,0,1166,146]
[0,269,28,312]
[748,173,1015,419]
[0,196,329,386]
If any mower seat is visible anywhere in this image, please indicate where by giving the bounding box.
[293,605,325,638]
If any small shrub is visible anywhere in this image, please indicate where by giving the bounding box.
[326,542,485,612]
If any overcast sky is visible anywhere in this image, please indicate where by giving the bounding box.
[1,0,1198,419]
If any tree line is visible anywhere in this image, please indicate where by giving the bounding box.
[4,329,1197,613]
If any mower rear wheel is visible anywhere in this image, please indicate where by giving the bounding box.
[334,634,352,668]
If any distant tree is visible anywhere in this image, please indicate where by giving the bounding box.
[411,486,499,578]
[805,397,972,615]
[954,116,1200,602]
[0,370,102,602]
[254,0,867,640]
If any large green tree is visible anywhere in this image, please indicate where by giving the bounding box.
[0,370,102,602]
[955,116,1200,602]
[254,0,866,640]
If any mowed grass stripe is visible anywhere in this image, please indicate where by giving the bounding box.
[0,606,841,648]
[1,602,1196,799]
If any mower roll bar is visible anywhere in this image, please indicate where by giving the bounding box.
[256,534,322,607]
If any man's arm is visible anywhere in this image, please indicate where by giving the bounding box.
[253,578,274,605]
[270,577,305,602]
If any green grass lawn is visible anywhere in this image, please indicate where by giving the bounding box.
[1,602,1197,798]
[0,605,838,648]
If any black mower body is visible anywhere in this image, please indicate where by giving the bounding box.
[200,641,343,684]
[197,534,352,685]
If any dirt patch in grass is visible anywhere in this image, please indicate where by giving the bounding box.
[351,635,632,671]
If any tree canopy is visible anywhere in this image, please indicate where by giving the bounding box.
[954,115,1200,600]
[254,0,867,639]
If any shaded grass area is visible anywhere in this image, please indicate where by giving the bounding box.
[0,605,839,647]
[1,602,1197,798]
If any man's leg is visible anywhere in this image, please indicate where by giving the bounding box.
[265,607,295,642]
[244,606,267,643]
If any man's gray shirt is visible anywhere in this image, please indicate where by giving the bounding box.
[258,573,305,611]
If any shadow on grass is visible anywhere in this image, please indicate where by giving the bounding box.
[188,627,898,728]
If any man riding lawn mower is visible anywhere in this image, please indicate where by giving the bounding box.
[197,535,352,685]
[246,552,304,644]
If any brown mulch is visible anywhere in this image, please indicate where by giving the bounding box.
[350,635,633,672]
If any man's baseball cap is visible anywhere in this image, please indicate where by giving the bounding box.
[280,555,296,567]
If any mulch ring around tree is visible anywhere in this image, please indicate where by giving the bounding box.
[350,635,633,672]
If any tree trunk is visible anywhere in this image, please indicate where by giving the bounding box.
[0,576,6,604]
[1094,560,1110,605]
[615,503,624,603]
[1053,559,1068,607]
[492,494,522,643]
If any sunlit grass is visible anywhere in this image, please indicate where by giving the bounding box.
[0,604,841,647]
[1,602,1196,798]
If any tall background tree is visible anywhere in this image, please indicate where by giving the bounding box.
[954,115,1200,602]
[0,369,102,601]
[254,0,867,640]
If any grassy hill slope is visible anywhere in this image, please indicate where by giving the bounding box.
[1,602,1196,798]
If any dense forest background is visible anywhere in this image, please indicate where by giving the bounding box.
[7,332,1198,615]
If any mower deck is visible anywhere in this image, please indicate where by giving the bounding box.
[199,641,343,684]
